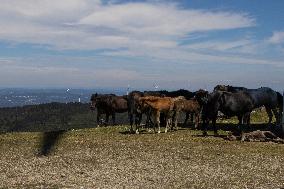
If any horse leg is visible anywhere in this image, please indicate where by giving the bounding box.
[112,112,116,126]
[272,108,279,124]
[156,111,161,134]
[97,111,101,127]
[135,113,142,134]
[202,119,209,136]
[166,114,173,133]
[191,113,194,123]
[239,114,246,139]
[165,113,169,133]
[194,112,200,129]
[245,112,251,129]
[174,111,179,131]
[105,113,109,126]
[145,110,153,132]
[129,113,134,133]
[212,115,218,136]
[183,112,189,127]
[265,106,273,124]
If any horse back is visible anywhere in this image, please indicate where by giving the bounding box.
[142,97,174,111]
[247,87,278,108]
[220,91,254,115]
[112,96,128,112]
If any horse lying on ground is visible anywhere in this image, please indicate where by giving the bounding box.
[226,130,283,143]
[241,130,279,142]
[214,85,282,124]
[136,96,175,134]
[195,89,254,136]
[90,93,128,126]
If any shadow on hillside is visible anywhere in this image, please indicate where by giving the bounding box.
[38,130,66,156]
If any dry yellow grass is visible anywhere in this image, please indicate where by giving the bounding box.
[1,125,284,188]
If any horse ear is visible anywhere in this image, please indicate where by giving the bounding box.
[95,93,98,97]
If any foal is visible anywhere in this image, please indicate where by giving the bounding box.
[137,96,175,133]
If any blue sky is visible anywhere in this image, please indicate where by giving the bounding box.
[0,0,283,91]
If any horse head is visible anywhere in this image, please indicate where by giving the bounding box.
[214,85,228,92]
[90,93,99,110]
[195,89,209,105]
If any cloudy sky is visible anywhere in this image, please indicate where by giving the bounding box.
[0,0,283,91]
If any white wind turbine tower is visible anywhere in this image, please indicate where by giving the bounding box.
[153,83,159,91]
[126,84,130,95]
[66,88,70,103]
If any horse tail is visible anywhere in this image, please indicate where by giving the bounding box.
[277,92,283,114]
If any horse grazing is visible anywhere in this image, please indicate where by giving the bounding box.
[214,85,282,124]
[137,96,175,133]
[172,97,201,129]
[195,90,254,136]
[90,93,128,126]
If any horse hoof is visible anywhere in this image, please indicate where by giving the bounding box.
[203,132,208,137]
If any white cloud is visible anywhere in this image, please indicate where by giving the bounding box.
[4,1,284,89]
[184,39,252,51]
[268,31,284,44]
[0,0,254,51]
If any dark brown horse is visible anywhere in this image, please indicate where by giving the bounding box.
[173,97,201,129]
[90,93,128,126]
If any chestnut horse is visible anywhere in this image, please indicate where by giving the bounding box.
[137,96,175,133]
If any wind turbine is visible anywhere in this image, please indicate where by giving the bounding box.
[153,83,159,91]
[126,84,130,95]
[66,88,70,103]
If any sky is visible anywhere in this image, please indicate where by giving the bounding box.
[0,0,283,91]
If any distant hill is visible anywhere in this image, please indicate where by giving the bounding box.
[0,88,128,107]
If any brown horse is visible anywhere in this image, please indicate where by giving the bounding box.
[137,96,175,133]
[90,93,128,126]
[173,97,201,130]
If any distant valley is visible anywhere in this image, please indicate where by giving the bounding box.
[0,88,128,107]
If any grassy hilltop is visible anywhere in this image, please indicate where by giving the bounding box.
[0,108,284,188]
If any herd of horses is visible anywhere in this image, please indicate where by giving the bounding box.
[90,85,283,137]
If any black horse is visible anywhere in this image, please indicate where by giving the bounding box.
[195,90,254,136]
[90,93,128,126]
[158,89,196,99]
[214,85,282,124]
